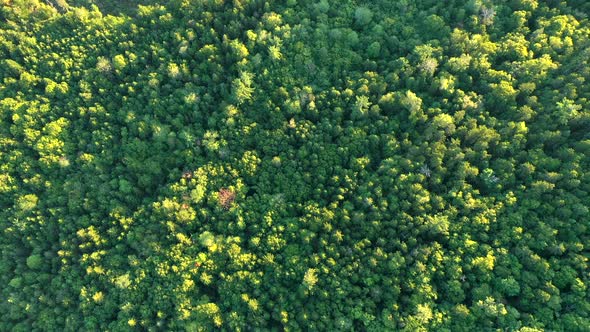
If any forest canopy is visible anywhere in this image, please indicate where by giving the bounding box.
[1,0,589,331]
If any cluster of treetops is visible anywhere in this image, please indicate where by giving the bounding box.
[0,0,589,330]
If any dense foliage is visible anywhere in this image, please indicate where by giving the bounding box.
[1,0,589,330]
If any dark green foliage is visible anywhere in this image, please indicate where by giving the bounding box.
[1,0,589,331]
